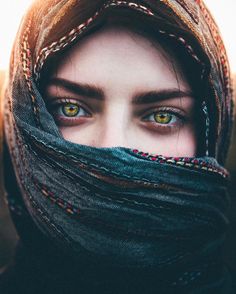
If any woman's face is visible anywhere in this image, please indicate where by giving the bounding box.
[45,25,198,157]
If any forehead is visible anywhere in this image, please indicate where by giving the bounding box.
[49,25,191,93]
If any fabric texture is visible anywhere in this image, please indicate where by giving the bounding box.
[2,0,234,293]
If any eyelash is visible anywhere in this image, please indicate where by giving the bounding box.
[47,98,91,125]
[47,98,187,131]
[142,107,186,131]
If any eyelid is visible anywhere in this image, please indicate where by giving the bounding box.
[47,97,92,115]
[141,106,187,121]
[139,107,188,135]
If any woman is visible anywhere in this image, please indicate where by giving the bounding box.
[1,0,234,293]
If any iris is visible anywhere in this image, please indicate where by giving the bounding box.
[62,103,80,117]
[154,112,173,124]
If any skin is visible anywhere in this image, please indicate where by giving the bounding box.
[44,25,198,157]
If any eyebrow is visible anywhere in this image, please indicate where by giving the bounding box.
[47,77,193,103]
[48,78,104,99]
[132,89,194,105]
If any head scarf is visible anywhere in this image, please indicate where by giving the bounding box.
[3,0,234,293]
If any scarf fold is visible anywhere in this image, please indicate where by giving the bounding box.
[3,0,234,293]
[4,106,231,290]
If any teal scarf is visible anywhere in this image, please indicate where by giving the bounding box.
[3,0,234,293]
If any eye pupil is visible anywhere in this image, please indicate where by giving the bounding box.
[62,103,79,117]
[154,112,172,124]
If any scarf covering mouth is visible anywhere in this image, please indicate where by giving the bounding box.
[3,0,234,293]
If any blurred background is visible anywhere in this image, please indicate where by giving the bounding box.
[0,0,236,271]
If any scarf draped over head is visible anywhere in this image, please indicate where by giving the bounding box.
[3,0,234,293]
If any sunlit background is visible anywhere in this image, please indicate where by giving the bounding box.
[0,0,235,71]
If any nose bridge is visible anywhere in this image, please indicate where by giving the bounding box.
[97,102,129,148]
[101,127,125,148]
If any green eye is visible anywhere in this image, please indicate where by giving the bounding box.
[154,112,173,124]
[62,103,80,117]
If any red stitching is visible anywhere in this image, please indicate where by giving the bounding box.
[132,149,228,178]
[33,1,154,80]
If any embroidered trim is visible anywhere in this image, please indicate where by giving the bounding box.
[33,0,154,81]
[21,127,228,179]
[6,109,71,243]
[21,18,41,127]
[32,177,218,242]
[21,0,206,133]
[132,149,228,178]
[20,0,230,164]
[31,0,206,81]
[202,101,210,156]
[158,29,205,73]
[33,178,80,217]
[25,142,214,220]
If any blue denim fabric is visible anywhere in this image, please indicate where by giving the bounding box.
[4,73,231,289]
